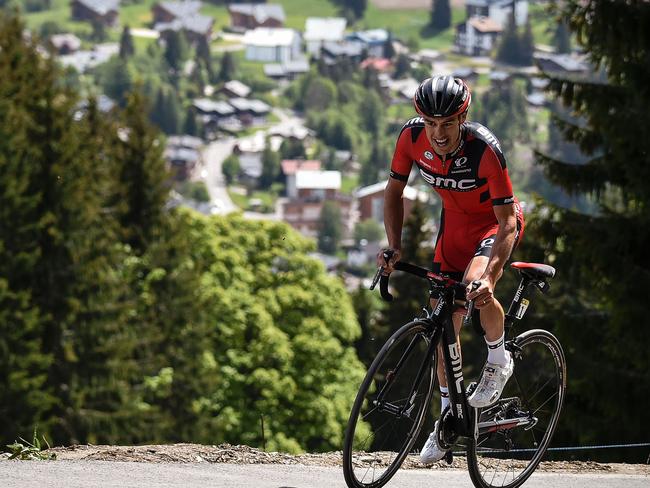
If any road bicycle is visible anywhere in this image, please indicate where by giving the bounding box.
[342,254,566,488]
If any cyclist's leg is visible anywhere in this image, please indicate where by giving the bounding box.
[463,254,505,343]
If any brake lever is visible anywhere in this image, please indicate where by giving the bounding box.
[370,266,384,290]
[463,281,481,327]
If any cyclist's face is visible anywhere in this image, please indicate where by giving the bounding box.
[423,113,466,156]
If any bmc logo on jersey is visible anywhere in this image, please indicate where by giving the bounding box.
[419,169,478,191]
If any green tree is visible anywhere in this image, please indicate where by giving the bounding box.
[164,30,189,72]
[360,139,388,186]
[350,284,387,368]
[519,19,535,66]
[115,89,170,252]
[183,106,198,136]
[279,138,306,160]
[260,140,280,189]
[359,90,384,136]
[430,0,451,31]
[553,20,571,54]
[119,25,135,59]
[218,51,236,82]
[304,77,337,112]
[318,201,343,254]
[393,53,411,79]
[222,154,240,184]
[496,13,520,64]
[90,19,107,42]
[354,219,384,244]
[530,0,650,462]
[95,56,133,106]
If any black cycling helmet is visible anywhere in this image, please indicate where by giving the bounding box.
[413,76,471,118]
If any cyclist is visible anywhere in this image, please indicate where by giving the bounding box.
[377,76,525,464]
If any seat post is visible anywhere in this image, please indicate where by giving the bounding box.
[505,276,535,327]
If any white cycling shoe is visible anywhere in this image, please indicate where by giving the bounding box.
[468,352,514,408]
[419,418,448,464]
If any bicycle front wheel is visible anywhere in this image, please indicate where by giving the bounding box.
[467,329,566,488]
[343,320,437,488]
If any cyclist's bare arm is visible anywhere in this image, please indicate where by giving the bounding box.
[378,177,407,272]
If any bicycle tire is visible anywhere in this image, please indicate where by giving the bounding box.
[467,329,566,488]
[343,320,437,488]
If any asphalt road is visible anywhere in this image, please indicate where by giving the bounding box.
[1,461,648,488]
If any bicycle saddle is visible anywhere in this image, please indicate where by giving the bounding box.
[511,262,556,280]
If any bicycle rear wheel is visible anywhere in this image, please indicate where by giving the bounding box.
[467,329,566,488]
[343,320,437,488]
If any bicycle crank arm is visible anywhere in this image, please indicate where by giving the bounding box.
[478,416,538,434]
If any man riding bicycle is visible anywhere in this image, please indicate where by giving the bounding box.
[378,76,525,464]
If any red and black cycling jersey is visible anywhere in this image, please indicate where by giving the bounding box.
[390,117,524,277]
[390,118,516,213]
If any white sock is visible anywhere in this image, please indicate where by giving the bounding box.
[439,386,450,413]
[486,332,508,366]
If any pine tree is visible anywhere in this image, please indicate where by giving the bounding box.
[553,20,571,54]
[519,19,534,66]
[183,105,198,136]
[317,201,343,254]
[0,12,137,445]
[218,51,236,82]
[430,0,451,32]
[115,88,171,252]
[260,139,280,189]
[119,25,135,59]
[163,30,188,73]
[531,0,650,461]
[495,12,520,64]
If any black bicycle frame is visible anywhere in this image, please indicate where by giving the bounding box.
[425,287,474,437]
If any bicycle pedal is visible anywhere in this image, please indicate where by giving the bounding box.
[466,381,477,396]
[444,450,453,465]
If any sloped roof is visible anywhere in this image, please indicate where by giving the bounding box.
[75,0,120,15]
[229,3,286,23]
[243,28,297,47]
[155,14,214,35]
[295,170,341,190]
[304,17,347,42]
[281,160,321,175]
[348,29,389,45]
[355,180,424,201]
[192,98,234,115]
[157,1,202,18]
[468,16,503,33]
[223,80,251,98]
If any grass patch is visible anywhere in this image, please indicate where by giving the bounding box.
[341,174,359,194]
[276,0,338,30]
[23,0,93,36]
[228,188,278,213]
[528,2,554,47]
[120,0,157,28]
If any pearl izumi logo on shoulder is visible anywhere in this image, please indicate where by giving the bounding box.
[419,169,478,191]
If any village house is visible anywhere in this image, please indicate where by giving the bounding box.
[304,17,347,58]
[455,16,503,56]
[164,135,203,180]
[220,80,251,99]
[279,159,321,191]
[244,27,302,63]
[282,170,355,238]
[465,0,529,28]
[346,29,390,58]
[71,0,120,27]
[263,59,310,81]
[58,43,119,73]
[228,3,285,32]
[354,181,428,223]
[48,33,82,55]
[320,41,365,65]
[152,2,214,44]
[152,1,201,23]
